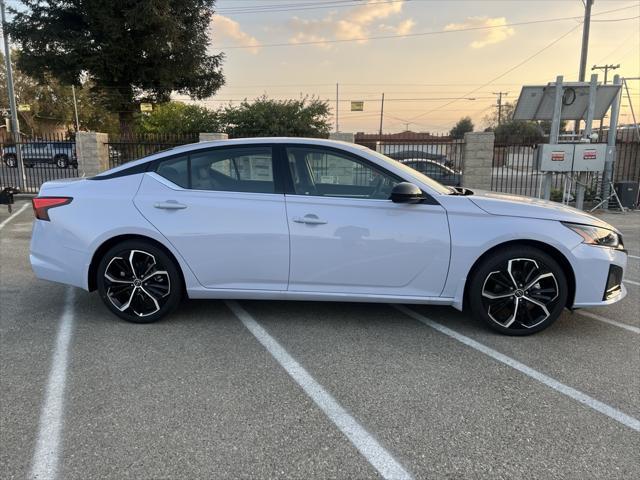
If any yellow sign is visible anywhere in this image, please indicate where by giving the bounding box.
[140,103,153,112]
[18,104,31,112]
[350,101,364,112]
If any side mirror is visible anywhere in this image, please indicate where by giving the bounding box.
[390,182,424,204]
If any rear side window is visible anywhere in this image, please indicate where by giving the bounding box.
[156,155,189,188]
[190,147,274,193]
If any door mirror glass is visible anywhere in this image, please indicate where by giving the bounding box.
[390,182,424,203]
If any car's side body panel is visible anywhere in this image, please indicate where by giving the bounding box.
[285,194,451,297]
[133,173,290,290]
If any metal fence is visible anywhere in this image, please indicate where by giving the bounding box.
[490,134,639,205]
[355,136,464,173]
[0,133,78,194]
[105,133,199,168]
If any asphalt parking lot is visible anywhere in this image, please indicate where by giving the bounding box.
[1,198,639,479]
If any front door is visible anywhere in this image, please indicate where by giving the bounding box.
[134,145,290,290]
[284,145,450,297]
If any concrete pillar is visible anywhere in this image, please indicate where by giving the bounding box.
[329,132,355,143]
[199,132,228,142]
[76,132,109,176]
[461,132,495,191]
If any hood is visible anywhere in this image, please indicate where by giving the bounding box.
[468,190,616,231]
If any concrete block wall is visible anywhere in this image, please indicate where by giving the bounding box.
[461,132,495,191]
[199,132,228,142]
[328,132,355,143]
[76,132,109,177]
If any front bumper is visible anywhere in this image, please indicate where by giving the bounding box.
[570,243,627,308]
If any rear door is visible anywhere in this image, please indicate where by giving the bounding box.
[134,145,290,290]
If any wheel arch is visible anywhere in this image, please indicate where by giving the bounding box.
[88,234,186,293]
[463,239,576,310]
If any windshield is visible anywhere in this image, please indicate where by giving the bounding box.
[366,149,453,195]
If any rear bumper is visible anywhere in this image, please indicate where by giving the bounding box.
[571,243,627,308]
[30,219,88,290]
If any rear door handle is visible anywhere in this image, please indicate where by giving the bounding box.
[154,200,187,210]
[293,214,327,225]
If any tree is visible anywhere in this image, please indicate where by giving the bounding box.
[139,102,220,134]
[1,52,118,136]
[482,101,566,143]
[221,96,331,138]
[8,0,224,132]
[449,116,474,139]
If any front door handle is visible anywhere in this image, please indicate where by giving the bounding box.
[154,200,187,210]
[293,214,327,225]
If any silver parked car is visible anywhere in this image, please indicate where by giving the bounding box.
[400,158,461,186]
[3,141,77,168]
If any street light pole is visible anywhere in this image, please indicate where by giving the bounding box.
[1,0,25,190]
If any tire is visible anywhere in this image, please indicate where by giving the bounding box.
[96,240,182,323]
[4,154,17,168]
[55,155,69,169]
[468,246,568,335]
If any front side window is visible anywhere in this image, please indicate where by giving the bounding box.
[287,146,399,199]
[191,147,274,193]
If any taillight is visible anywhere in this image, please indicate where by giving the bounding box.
[32,197,73,221]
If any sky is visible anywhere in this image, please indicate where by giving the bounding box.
[190,0,640,133]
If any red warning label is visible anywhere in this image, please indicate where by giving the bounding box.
[583,149,597,160]
[551,151,565,161]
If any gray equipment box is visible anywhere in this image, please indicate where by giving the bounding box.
[537,144,575,172]
[614,181,639,208]
[572,143,607,172]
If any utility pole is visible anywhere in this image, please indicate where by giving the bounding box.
[492,91,508,125]
[592,64,620,137]
[71,85,80,132]
[335,83,339,133]
[378,92,384,137]
[1,0,25,190]
[592,64,620,85]
[578,0,593,83]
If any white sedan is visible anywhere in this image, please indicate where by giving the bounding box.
[30,138,627,335]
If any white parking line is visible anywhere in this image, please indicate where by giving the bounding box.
[576,310,640,334]
[628,254,640,260]
[394,305,640,433]
[623,279,640,286]
[0,202,30,231]
[226,301,413,480]
[31,288,75,480]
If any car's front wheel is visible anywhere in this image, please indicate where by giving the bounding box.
[96,240,182,323]
[468,246,568,335]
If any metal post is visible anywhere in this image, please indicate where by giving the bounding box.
[71,85,80,132]
[575,74,598,210]
[378,92,384,137]
[601,74,622,206]
[543,75,564,200]
[335,83,339,133]
[578,0,593,82]
[1,0,25,190]
[623,78,640,142]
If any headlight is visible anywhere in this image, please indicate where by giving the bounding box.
[562,222,624,249]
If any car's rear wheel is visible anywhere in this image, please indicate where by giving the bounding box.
[468,246,568,335]
[55,155,69,168]
[4,154,17,167]
[96,240,182,323]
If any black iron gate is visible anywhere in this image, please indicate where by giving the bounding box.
[105,133,199,168]
[0,133,78,194]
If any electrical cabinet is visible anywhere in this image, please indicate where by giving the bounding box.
[537,144,575,172]
[572,143,607,172]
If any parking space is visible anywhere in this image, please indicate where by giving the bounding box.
[1,200,639,479]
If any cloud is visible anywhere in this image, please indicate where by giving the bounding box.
[445,16,515,48]
[288,0,412,47]
[211,15,261,54]
[379,19,416,36]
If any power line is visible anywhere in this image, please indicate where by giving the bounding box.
[217,5,640,49]
[408,22,584,121]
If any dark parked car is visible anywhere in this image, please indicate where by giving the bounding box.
[400,158,461,186]
[3,141,77,168]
